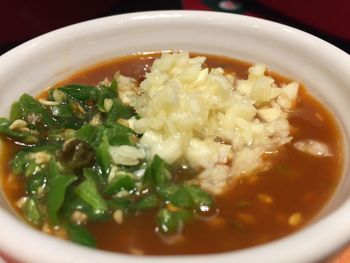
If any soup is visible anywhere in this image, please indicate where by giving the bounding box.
[0,52,343,255]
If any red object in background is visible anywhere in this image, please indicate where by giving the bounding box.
[259,0,350,42]
[182,0,212,10]
[1,0,349,48]
[0,1,118,45]
[183,0,350,42]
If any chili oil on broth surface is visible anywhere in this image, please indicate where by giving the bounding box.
[0,52,343,255]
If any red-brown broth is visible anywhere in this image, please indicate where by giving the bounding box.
[0,53,343,255]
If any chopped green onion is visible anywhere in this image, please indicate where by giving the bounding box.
[144,155,171,190]
[157,208,192,234]
[23,198,42,226]
[18,93,56,126]
[66,223,96,247]
[75,179,108,214]
[96,136,112,177]
[104,172,136,195]
[160,184,213,211]
[105,99,135,127]
[135,194,159,210]
[47,161,77,225]
[58,84,98,102]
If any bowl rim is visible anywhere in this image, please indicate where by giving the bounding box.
[0,10,349,263]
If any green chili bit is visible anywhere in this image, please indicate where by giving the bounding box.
[0,79,215,248]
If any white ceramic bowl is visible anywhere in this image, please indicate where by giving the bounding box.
[0,10,349,263]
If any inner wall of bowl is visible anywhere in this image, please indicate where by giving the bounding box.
[0,12,348,218]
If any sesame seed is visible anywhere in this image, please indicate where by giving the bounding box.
[71,211,88,225]
[237,212,255,225]
[15,197,28,209]
[19,127,30,132]
[130,248,144,255]
[257,193,273,204]
[89,113,102,126]
[167,203,179,212]
[77,103,86,114]
[28,152,51,164]
[288,212,302,226]
[113,210,124,224]
[104,98,114,112]
[9,119,27,130]
[39,99,60,106]
[117,118,129,127]
[52,89,66,102]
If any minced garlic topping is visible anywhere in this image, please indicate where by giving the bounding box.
[127,52,299,194]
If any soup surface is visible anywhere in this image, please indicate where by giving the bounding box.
[0,52,343,255]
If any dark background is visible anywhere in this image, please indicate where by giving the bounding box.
[0,0,349,55]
